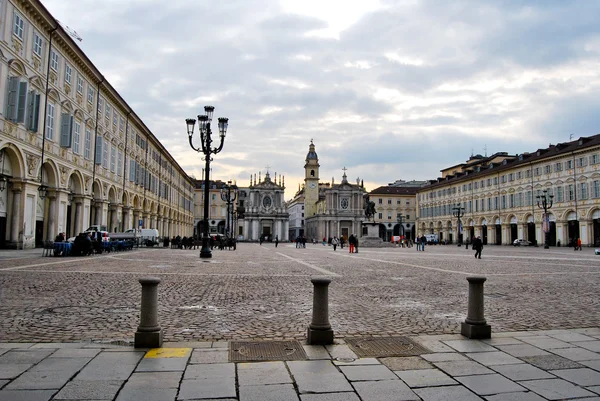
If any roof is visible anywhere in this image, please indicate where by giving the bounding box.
[370,186,419,196]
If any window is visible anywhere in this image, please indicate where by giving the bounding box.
[577,157,587,168]
[110,145,116,172]
[387,199,391,205]
[13,13,24,40]
[544,165,551,174]
[406,214,410,220]
[105,103,111,120]
[567,184,574,201]
[594,181,600,199]
[378,198,382,204]
[50,50,59,71]
[33,33,43,57]
[117,151,123,176]
[566,160,573,169]
[98,97,104,115]
[387,213,392,220]
[5,76,28,123]
[119,117,125,132]
[397,200,401,204]
[46,103,55,140]
[525,170,531,178]
[580,182,588,200]
[26,90,41,132]
[102,140,109,168]
[555,162,563,172]
[592,154,600,165]
[113,111,118,126]
[73,121,81,154]
[516,171,522,179]
[378,213,382,219]
[87,87,94,104]
[556,186,564,202]
[525,191,532,206]
[77,76,83,94]
[509,194,515,208]
[534,167,541,176]
[84,128,91,159]
[64,64,72,85]
[59,114,74,148]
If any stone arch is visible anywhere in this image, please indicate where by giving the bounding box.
[67,171,84,194]
[523,213,534,224]
[29,75,44,91]
[85,118,94,129]
[40,159,59,189]
[73,109,85,120]
[8,58,27,76]
[107,186,118,204]
[132,195,141,210]
[61,100,74,114]
[122,191,130,208]
[92,180,103,201]
[0,143,26,179]
[561,209,578,221]
[143,199,151,213]
[47,88,60,103]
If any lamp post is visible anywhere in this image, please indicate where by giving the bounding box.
[536,190,554,249]
[186,106,229,258]
[396,213,404,238]
[220,180,237,238]
[453,204,465,246]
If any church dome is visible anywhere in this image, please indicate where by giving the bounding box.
[306,141,318,161]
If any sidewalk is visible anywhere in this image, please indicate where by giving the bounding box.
[1,328,600,400]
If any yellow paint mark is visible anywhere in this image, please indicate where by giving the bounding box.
[145,348,191,358]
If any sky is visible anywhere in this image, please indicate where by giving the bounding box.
[41,0,600,200]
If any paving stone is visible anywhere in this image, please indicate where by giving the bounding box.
[0,350,54,364]
[551,347,600,361]
[325,345,357,360]
[183,363,234,379]
[587,385,600,394]
[517,336,574,350]
[189,349,228,364]
[481,338,524,346]
[49,348,101,358]
[0,343,35,349]
[491,363,555,380]
[0,390,57,401]
[116,387,177,401]
[238,361,292,386]
[300,393,360,401]
[333,358,380,366]
[582,360,600,371]
[288,360,353,393]
[0,351,7,358]
[75,352,144,380]
[456,373,526,395]
[415,385,483,401]
[520,378,597,400]
[411,339,455,353]
[211,342,229,349]
[579,341,600,352]
[433,361,494,376]
[380,356,432,371]
[163,341,212,348]
[421,353,468,362]
[548,332,598,343]
[136,357,188,371]
[497,345,551,357]
[484,392,547,401]
[5,369,80,390]
[178,377,236,400]
[124,372,183,388]
[239,383,299,401]
[443,340,496,353]
[353,379,420,401]
[52,380,123,400]
[521,354,583,370]
[0,363,32,379]
[302,345,330,360]
[396,368,457,387]
[30,357,89,372]
[29,343,87,349]
[466,351,524,366]
[550,368,600,386]
[339,365,398,381]
[0,380,6,388]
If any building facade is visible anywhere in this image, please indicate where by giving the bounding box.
[0,0,194,248]
[416,135,600,247]
[303,141,367,241]
[286,189,304,240]
[368,185,419,241]
[193,179,238,238]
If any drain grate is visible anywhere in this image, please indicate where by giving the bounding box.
[346,337,431,358]
[229,340,308,362]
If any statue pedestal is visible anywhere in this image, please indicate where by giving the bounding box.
[359,222,394,248]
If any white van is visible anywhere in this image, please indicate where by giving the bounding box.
[139,228,159,246]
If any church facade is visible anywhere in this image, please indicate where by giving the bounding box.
[302,141,367,241]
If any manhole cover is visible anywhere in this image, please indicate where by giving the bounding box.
[229,340,308,362]
[346,337,431,357]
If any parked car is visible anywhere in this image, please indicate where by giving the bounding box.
[513,239,531,246]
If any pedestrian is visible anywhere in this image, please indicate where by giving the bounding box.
[332,236,338,251]
[355,236,359,253]
[275,235,279,248]
[473,236,483,259]
[415,236,420,251]
[577,237,582,251]
[260,235,264,245]
[465,238,469,250]
[420,235,427,251]
[322,236,326,246]
[340,236,344,249]
[349,234,356,253]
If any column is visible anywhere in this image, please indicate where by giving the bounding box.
[110,206,119,232]
[74,201,83,234]
[10,188,22,244]
[502,224,510,245]
[46,194,57,240]
[253,219,259,240]
[243,219,249,240]
[284,220,289,241]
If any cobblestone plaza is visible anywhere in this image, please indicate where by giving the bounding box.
[0,244,598,343]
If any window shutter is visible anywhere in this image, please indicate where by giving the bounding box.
[16,81,28,123]
[95,137,103,164]
[5,77,19,121]
[60,114,73,147]
[26,91,35,130]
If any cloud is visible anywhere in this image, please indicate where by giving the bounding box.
[41,0,600,199]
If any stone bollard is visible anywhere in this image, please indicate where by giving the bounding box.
[307,277,334,345]
[461,276,491,339]
[134,277,163,348]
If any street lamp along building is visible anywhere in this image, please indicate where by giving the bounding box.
[416,134,600,247]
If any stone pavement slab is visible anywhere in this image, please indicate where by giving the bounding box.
[581,359,600,370]
[178,377,236,400]
[380,356,432,370]
[466,351,523,366]
[339,365,398,381]
[300,393,360,401]
[123,372,183,388]
[456,373,526,395]
[237,361,292,386]
[578,341,600,352]
[288,360,353,393]
[136,357,188,371]
[421,352,468,362]
[239,383,299,401]
[302,345,330,360]
[49,348,101,358]
[551,347,600,361]
[521,354,583,370]
[395,368,457,387]
[491,363,555,380]
[324,344,357,360]
[0,364,32,380]
[433,360,494,376]
[517,336,574,350]
[352,379,420,401]
[481,337,524,346]
[52,380,123,400]
[550,367,600,386]
[189,349,228,364]
[548,332,598,342]
[75,352,144,381]
[332,357,380,366]
[183,362,235,379]
[116,387,178,401]
[0,350,54,364]
[0,389,57,401]
[519,378,597,400]
[443,340,496,353]
[414,385,483,400]
[484,392,547,401]
[496,344,551,357]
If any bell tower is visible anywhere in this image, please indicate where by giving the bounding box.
[304,140,320,218]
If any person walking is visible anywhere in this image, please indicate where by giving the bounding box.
[415,236,420,251]
[420,235,427,251]
[577,237,582,251]
[355,236,359,253]
[275,235,279,248]
[332,236,338,251]
[473,236,483,259]
[349,234,356,253]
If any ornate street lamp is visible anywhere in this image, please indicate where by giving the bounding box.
[452,204,465,246]
[38,184,48,199]
[536,190,554,249]
[186,106,229,258]
[220,180,237,238]
[396,213,405,237]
